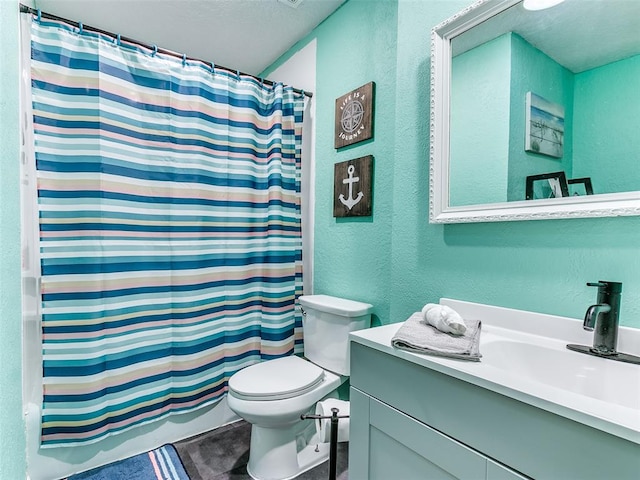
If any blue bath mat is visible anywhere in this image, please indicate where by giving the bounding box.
[67,444,190,480]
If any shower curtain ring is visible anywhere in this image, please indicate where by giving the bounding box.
[152,45,158,57]
[36,9,41,22]
[183,54,187,66]
[211,63,215,76]
[78,22,83,34]
[236,70,240,80]
[116,34,121,46]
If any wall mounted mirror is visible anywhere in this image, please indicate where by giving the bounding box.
[430,0,640,223]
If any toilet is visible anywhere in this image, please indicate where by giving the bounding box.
[227,294,373,480]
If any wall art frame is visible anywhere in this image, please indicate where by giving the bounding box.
[334,82,375,149]
[333,155,373,217]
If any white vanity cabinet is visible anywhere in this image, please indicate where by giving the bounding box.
[348,339,640,480]
[350,387,526,479]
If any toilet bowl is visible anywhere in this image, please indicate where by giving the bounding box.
[228,356,342,480]
[227,294,373,480]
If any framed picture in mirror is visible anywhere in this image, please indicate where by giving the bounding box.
[525,171,569,200]
[568,177,594,196]
[525,92,565,158]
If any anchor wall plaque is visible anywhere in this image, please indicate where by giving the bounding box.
[334,82,375,149]
[333,156,373,217]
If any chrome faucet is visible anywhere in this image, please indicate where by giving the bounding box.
[567,281,640,364]
[582,281,621,355]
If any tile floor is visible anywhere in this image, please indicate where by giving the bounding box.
[174,420,349,480]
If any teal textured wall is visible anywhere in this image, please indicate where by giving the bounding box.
[293,0,399,327]
[450,33,511,206]
[508,33,574,201]
[573,54,640,194]
[449,32,576,205]
[450,32,637,202]
[271,0,640,329]
[0,0,27,477]
[391,1,640,328]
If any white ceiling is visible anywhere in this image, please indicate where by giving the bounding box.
[453,0,640,73]
[31,0,639,79]
[34,0,345,75]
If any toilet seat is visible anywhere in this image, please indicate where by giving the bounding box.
[228,356,325,401]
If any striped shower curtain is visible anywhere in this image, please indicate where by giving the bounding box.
[27,14,304,447]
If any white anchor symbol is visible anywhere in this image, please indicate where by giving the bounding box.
[339,165,364,210]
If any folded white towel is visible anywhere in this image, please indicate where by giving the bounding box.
[391,312,482,361]
[421,303,467,335]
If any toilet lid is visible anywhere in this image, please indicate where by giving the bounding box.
[228,356,325,401]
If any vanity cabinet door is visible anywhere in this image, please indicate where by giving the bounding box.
[350,387,530,480]
[351,387,488,479]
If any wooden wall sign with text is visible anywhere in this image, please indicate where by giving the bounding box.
[333,156,373,217]
[334,82,375,149]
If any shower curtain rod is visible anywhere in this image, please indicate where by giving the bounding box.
[19,3,313,99]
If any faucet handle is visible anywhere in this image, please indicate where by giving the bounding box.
[586,281,623,294]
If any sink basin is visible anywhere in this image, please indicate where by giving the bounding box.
[351,299,640,443]
[482,339,640,410]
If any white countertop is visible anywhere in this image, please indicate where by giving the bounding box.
[349,299,640,444]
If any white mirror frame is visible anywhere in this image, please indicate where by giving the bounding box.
[429,0,640,223]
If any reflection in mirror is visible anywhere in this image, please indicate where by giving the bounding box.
[430,0,640,223]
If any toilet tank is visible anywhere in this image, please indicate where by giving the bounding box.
[299,294,373,376]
